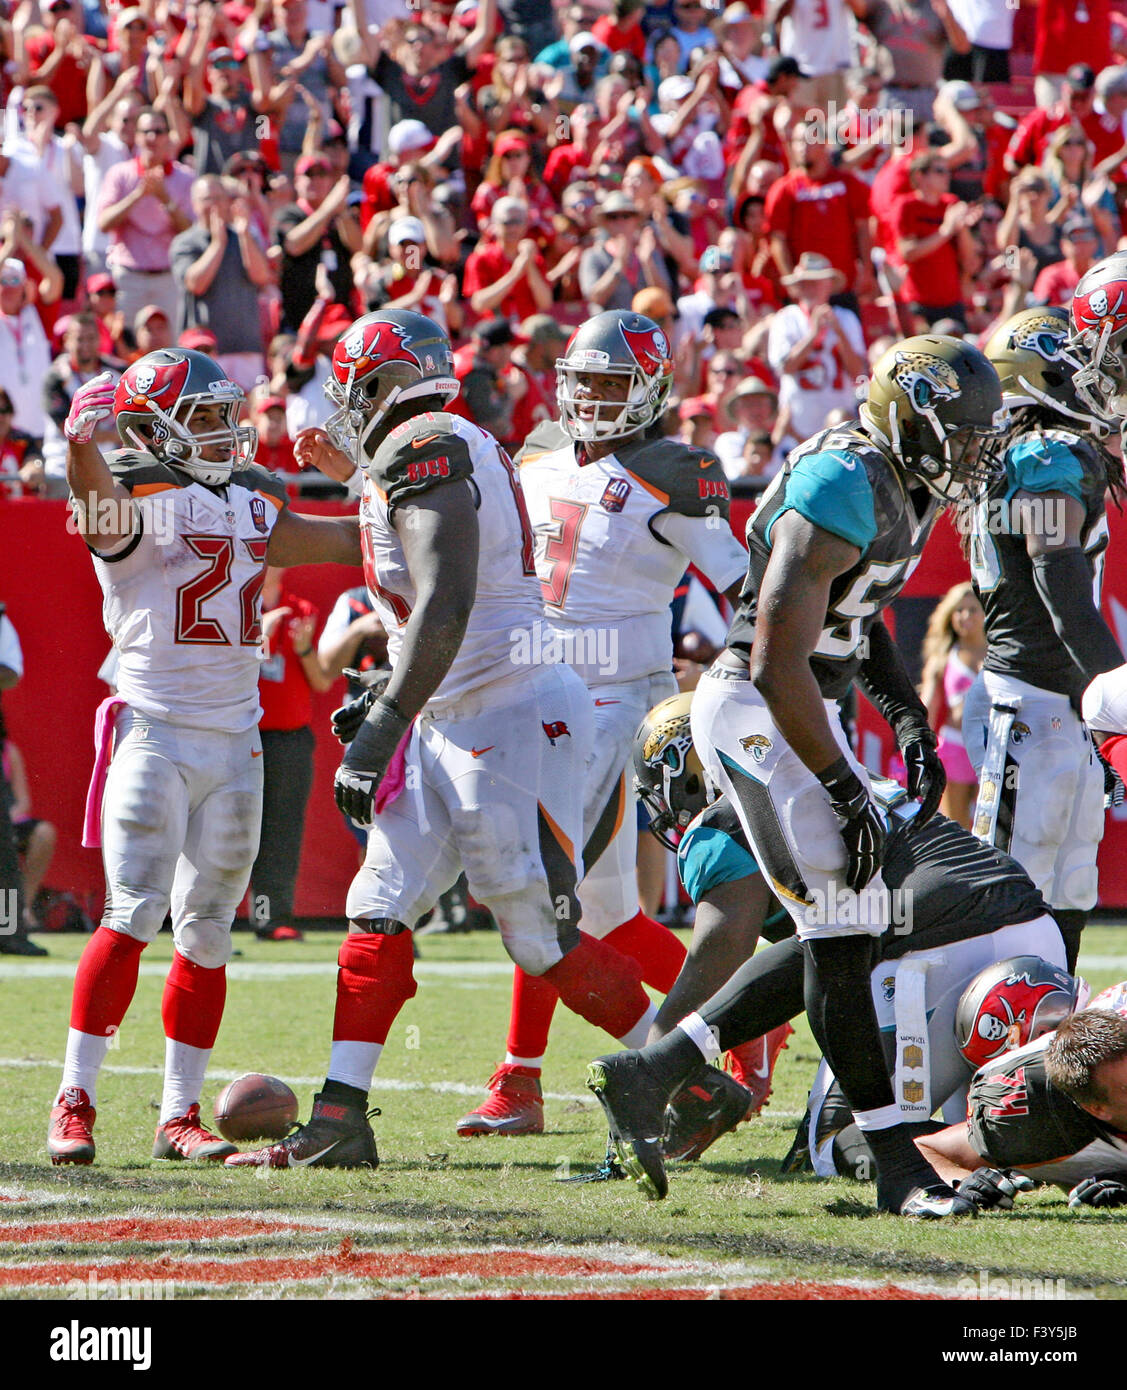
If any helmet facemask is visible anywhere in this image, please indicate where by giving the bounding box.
[325,359,459,467]
[871,397,1008,503]
[1070,319,1127,423]
[121,390,255,487]
[557,359,670,443]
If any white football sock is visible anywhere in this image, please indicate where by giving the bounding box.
[59,1028,112,1105]
[678,1011,722,1064]
[617,1000,659,1049]
[504,1053,544,1070]
[327,1040,382,1093]
[160,1039,211,1124]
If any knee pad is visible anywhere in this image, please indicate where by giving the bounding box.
[1019,761,1077,847]
[102,899,168,945]
[501,908,578,978]
[175,918,234,969]
[785,784,846,876]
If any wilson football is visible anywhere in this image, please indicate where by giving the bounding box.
[213,1074,299,1142]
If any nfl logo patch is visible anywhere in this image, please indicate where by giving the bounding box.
[902,1044,923,1070]
[902,1080,924,1105]
[250,497,268,533]
[600,478,631,513]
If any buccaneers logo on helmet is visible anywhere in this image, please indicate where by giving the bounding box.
[115,355,191,413]
[333,321,424,391]
[621,323,671,377]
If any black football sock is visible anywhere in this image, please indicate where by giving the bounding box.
[699,935,805,1050]
[320,1079,369,1110]
[638,1028,712,1097]
[1055,910,1085,974]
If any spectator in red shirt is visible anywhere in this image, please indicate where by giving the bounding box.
[593,0,647,60]
[1006,64,1122,176]
[85,273,127,361]
[543,103,599,201]
[250,567,334,942]
[724,54,801,173]
[513,313,570,407]
[21,0,102,128]
[462,196,552,324]
[895,151,976,329]
[1032,215,1100,306]
[1033,0,1111,110]
[470,130,557,240]
[764,122,876,304]
[253,395,298,474]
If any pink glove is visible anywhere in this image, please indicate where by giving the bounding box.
[65,370,118,443]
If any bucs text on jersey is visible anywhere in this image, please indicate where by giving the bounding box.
[516,421,748,686]
[91,452,285,732]
[358,411,544,711]
[971,428,1111,705]
[726,423,938,698]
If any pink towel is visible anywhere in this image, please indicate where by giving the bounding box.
[372,718,415,814]
[82,697,127,849]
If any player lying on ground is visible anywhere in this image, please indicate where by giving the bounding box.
[50,351,362,1166]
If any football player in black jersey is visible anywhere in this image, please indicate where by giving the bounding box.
[967,307,1125,974]
[918,1002,1127,1210]
[587,336,1008,1217]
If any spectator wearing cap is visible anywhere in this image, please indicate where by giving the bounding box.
[532,4,593,69]
[724,55,802,179]
[767,252,865,446]
[715,4,768,98]
[179,327,218,355]
[471,130,558,239]
[253,0,347,163]
[355,216,460,335]
[253,395,297,474]
[273,155,359,331]
[513,312,569,405]
[448,317,521,443]
[88,7,156,108]
[184,26,259,176]
[463,196,552,322]
[8,87,83,303]
[579,190,671,313]
[85,271,126,359]
[1033,216,1101,306]
[171,174,273,393]
[1033,0,1111,112]
[41,310,119,490]
[764,121,875,305]
[19,0,103,128]
[350,0,498,138]
[0,211,64,341]
[676,243,736,344]
[651,67,728,192]
[131,303,172,359]
[715,376,781,479]
[0,261,51,442]
[97,107,194,326]
[549,31,609,111]
[668,0,719,70]
[359,119,463,231]
[941,0,1013,84]
[678,395,718,451]
[895,151,976,330]
[1006,65,1122,174]
[362,162,460,268]
[859,0,966,125]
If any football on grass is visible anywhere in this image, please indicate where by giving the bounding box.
[214,1074,299,1141]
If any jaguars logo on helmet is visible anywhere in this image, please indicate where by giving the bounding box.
[984,306,1103,432]
[862,335,1008,502]
[633,694,715,849]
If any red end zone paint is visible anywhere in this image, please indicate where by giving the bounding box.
[0,1217,314,1245]
[488,1282,945,1301]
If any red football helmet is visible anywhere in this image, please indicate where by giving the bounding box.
[954,956,1088,1071]
[1069,251,1127,422]
[114,349,254,486]
[324,310,459,464]
[556,310,674,442]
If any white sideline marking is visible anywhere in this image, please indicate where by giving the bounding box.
[0,960,515,980]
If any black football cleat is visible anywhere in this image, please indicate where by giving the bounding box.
[878,1179,977,1219]
[585,1052,669,1200]
[225,1092,380,1170]
[664,1065,753,1163]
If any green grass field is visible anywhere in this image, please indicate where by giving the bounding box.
[3,925,1127,1302]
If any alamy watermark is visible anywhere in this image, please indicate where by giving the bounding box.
[955,1270,1069,1301]
[802,101,913,152]
[957,494,1067,547]
[509,619,619,678]
[803,879,914,934]
[67,492,176,547]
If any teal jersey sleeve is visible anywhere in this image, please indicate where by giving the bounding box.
[677,823,760,904]
[1004,435,1085,505]
[767,450,878,551]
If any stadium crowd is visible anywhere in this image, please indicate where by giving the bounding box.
[0,0,1124,501]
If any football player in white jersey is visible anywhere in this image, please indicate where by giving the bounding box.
[48,350,364,1166]
[226,310,661,1170]
[455,310,752,1138]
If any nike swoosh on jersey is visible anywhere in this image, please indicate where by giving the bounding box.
[289,1142,339,1167]
[412,433,441,449]
[471,746,495,757]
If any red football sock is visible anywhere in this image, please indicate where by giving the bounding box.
[604,910,687,992]
[161,951,226,1049]
[543,931,649,1038]
[332,931,418,1044]
[69,926,146,1037]
[505,968,560,1065]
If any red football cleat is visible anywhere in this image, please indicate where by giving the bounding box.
[257,924,304,942]
[153,1103,238,1161]
[48,1086,96,1166]
[456,1065,544,1136]
[725,1022,794,1115]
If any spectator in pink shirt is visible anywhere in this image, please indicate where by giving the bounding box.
[96,107,194,326]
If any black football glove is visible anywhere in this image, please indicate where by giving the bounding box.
[817,756,887,893]
[956,1166,1034,1211]
[331,668,391,745]
[1068,1174,1127,1209]
[1097,750,1126,810]
[902,731,946,828]
[333,695,411,826]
